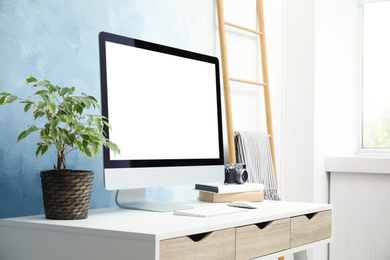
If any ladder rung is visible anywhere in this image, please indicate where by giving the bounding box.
[225,21,263,36]
[229,77,266,86]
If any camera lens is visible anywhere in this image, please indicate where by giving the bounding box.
[236,169,248,184]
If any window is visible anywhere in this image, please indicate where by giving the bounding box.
[361,1,390,149]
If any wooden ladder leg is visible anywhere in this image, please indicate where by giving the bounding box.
[256,0,278,187]
[216,0,236,164]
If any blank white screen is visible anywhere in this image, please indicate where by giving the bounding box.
[105,41,220,160]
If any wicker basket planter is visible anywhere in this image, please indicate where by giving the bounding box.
[40,170,94,220]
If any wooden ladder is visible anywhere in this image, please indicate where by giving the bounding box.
[216,1,282,259]
[216,0,277,182]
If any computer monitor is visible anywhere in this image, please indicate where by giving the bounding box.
[99,32,225,211]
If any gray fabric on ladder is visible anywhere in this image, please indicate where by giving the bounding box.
[235,131,280,201]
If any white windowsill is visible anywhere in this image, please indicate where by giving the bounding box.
[325,156,390,174]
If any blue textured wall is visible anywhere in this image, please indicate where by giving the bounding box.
[0,0,216,218]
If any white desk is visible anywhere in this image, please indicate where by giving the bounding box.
[0,200,332,260]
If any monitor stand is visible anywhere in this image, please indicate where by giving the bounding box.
[115,188,194,212]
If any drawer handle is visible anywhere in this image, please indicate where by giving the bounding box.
[188,232,211,242]
[255,221,271,230]
[305,213,318,220]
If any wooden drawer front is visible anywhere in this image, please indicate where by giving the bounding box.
[236,218,290,260]
[160,228,235,260]
[291,210,332,248]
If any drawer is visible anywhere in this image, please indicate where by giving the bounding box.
[235,218,290,260]
[160,228,235,260]
[291,210,332,248]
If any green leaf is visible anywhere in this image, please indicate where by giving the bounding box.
[17,130,28,142]
[41,145,49,156]
[34,90,49,96]
[47,102,56,114]
[57,103,71,115]
[42,94,50,102]
[24,103,33,112]
[106,142,121,156]
[93,117,103,132]
[40,135,53,142]
[26,76,38,84]
[16,126,37,142]
[63,137,72,146]
[48,85,57,94]
[36,100,46,109]
[50,117,59,129]
[91,99,101,111]
[102,120,113,131]
[0,96,7,105]
[75,124,85,131]
[51,117,59,129]
[84,147,92,157]
[82,140,89,150]
[72,96,81,103]
[84,127,95,134]
[55,143,63,153]
[37,79,49,87]
[57,115,66,123]
[75,140,83,149]
[82,96,92,107]
[68,86,75,95]
[60,87,69,96]
[27,126,39,133]
[57,127,64,136]
[88,95,98,103]
[91,142,100,157]
[81,134,91,142]
[17,126,39,142]
[33,110,45,120]
[86,115,93,126]
[64,115,73,123]
[0,93,11,105]
[4,95,18,104]
[73,104,83,115]
[69,133,75,144]
[36,145,42,157]
[51,128,58,140]
[63,128,70,139]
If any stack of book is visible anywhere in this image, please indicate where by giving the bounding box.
[195,182,264,203]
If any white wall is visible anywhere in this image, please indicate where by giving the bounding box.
[282,0,361,199]
[282,0,361,259]
[283,0,316,203]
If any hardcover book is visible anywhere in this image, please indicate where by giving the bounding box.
[195,182,264,194]
[198,190,264,203]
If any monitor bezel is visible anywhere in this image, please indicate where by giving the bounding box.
[99,31,224,170]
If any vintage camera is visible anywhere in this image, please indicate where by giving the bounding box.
[224,163,248,184]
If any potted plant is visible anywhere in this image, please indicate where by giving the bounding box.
[0,76,120,220]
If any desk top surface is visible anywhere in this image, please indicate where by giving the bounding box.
[0,200,332,241]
